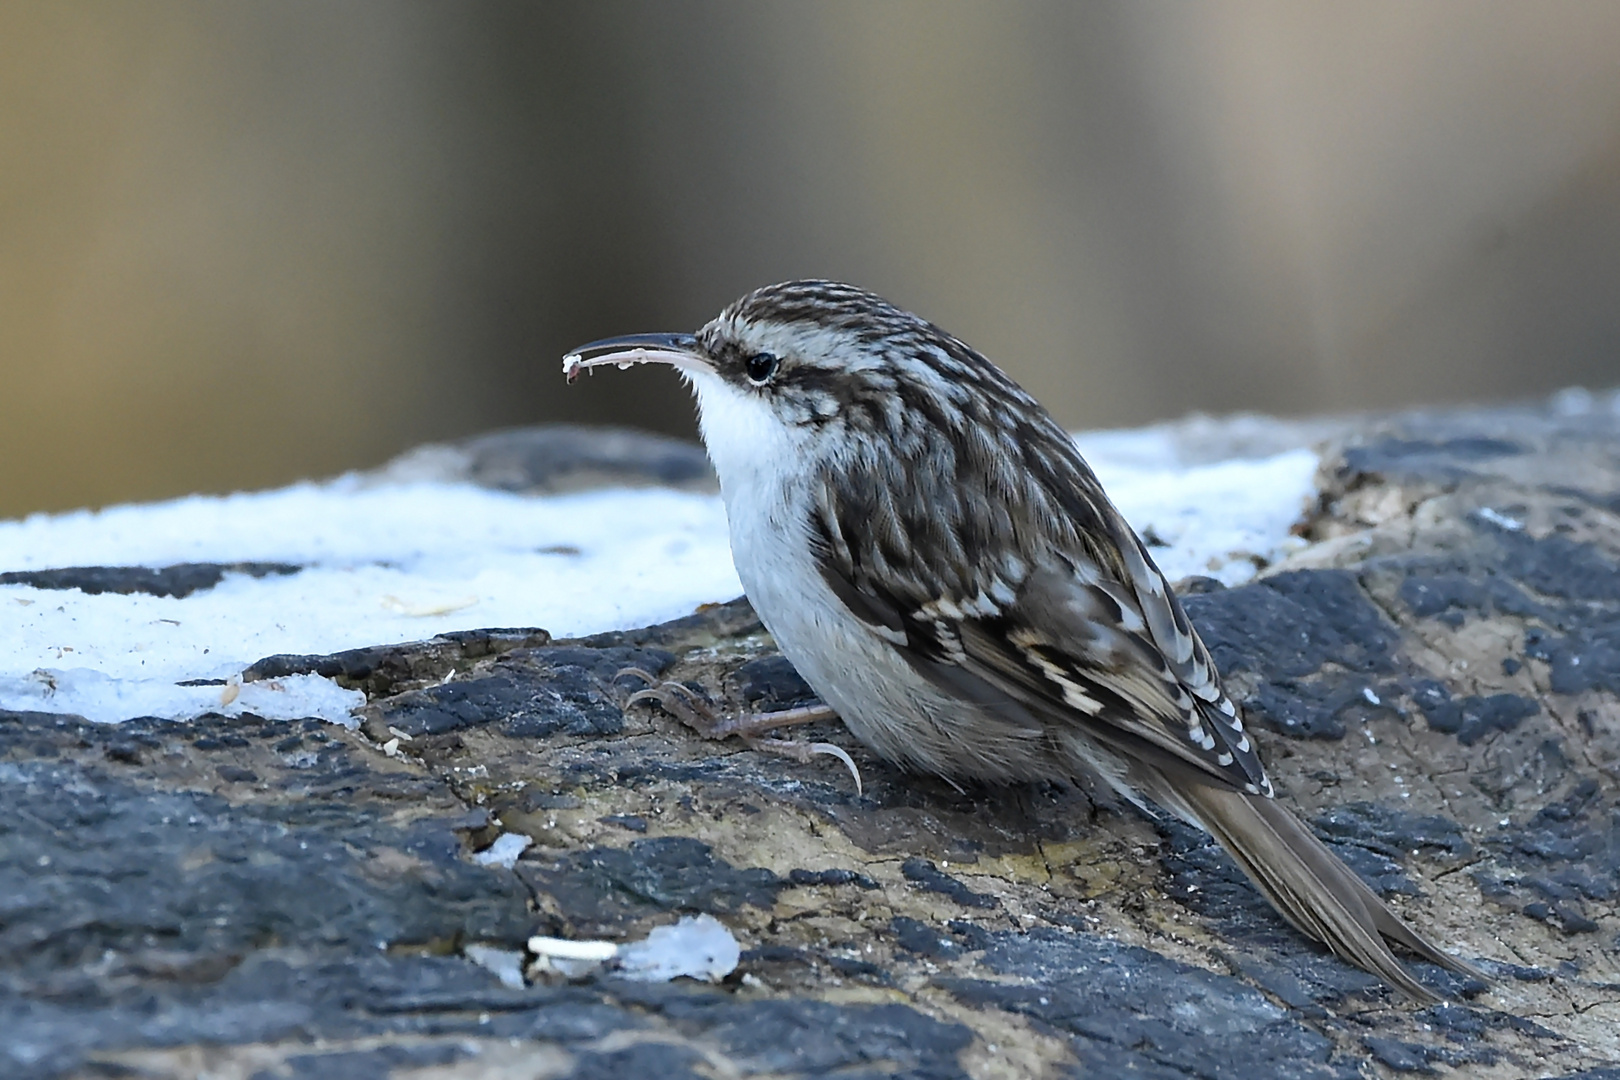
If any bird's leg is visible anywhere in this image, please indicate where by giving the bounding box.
[693,701,841,739]
[616,668,837,737]
[615,668,862,794]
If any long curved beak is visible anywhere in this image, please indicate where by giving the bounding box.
[562,332,712,384]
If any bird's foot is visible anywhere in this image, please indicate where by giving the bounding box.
[615,668,862,794]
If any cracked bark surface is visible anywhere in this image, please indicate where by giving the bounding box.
[3,409,1619,1079]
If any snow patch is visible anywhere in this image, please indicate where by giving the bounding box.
[1078,443,1318,585]
[470,832,534,870]
[527,913,741,983]
[0,429,1319,726]
[463,944,527,989]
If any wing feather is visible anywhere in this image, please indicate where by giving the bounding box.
[809,441,1273,797]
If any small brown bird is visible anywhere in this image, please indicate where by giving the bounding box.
[564,280,1482,1000]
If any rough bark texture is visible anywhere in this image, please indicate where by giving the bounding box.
[3,410,1618,1079]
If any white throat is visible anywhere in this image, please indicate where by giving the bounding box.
[687,370,817,533]
[685,370,831,670]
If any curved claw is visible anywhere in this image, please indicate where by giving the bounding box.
[614,669,861,794]
[755,737,864,796]
[625,684,712,729]
[624,680,706,710]
[618,667,719,728]
[809,741,864,797]
[613,666,664,689]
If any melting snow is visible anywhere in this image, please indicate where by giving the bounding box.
[0,431,1318,726]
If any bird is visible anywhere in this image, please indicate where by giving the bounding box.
[563,279,1482,1001]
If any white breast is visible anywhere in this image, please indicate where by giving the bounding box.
[687,371,1055,780]
[689,368,856,678]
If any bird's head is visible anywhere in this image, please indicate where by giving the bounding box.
[566,279,1036,431]
[563,279,1064,497]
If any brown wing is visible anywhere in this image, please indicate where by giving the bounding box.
[809,439,1273,797]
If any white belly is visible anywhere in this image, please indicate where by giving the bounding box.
[720,467,1056,780]
[728,497,939,767]
[691,368,1058,781]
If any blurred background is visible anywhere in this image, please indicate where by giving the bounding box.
[4,2,1620,517]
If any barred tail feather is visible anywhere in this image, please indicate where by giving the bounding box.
[1148,774,1485,1002]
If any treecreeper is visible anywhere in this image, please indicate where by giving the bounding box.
[563,279,1487,1001]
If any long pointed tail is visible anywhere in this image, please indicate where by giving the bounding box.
[1149,775,1485,1002]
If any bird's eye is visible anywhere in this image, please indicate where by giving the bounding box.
[745,351,779,385]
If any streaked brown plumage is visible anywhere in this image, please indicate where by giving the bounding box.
[564,279,1484,1001]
